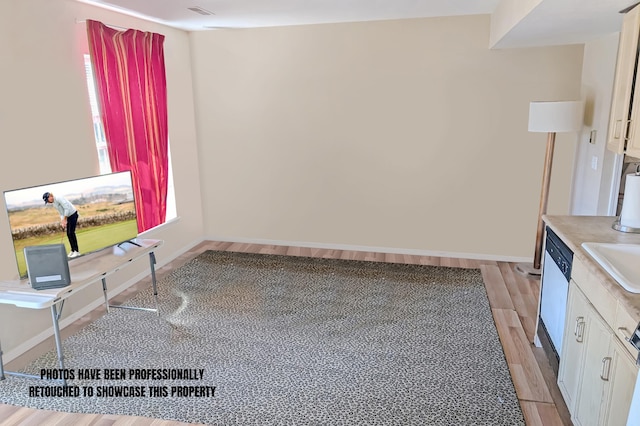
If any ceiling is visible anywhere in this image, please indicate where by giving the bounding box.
[78,0,638,48]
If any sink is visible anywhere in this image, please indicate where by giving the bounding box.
[581,243,640,293]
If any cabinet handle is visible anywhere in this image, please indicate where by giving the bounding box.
[574,316,582,335]
[624,119,634,142]
[614,119,623,139]
[618,327,633,341]
[575,316,585,342]
[620,327,640,361]
[600,357,612,381]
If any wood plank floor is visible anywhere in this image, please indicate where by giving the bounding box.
[0,241,572,425]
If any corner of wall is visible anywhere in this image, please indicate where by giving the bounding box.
[489,0,543,48]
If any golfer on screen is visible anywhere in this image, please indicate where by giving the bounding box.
[43,191,80,258]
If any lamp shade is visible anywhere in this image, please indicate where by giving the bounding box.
[528,101,584,133]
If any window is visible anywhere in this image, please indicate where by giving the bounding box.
[84,55,110,175]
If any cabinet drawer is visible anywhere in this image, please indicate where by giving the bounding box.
[572,257,617,327]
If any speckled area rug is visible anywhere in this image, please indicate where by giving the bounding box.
[0,251,524,425]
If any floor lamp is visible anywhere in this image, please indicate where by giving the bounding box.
[516,100,584,277]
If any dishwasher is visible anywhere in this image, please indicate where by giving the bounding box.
[539,226,573,359]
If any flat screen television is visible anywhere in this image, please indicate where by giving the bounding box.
[3,171,139,279]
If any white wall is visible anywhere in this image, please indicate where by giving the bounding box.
[0,0,204,359]
[0,3,613,362]
[571,33,621,215]
[190,15,584,261]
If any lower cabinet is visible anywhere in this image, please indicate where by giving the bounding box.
[558,281,590,412]
[558,281,638,426]
[602,338,639,426]
[573,291,611,426]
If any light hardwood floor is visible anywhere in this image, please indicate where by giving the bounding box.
[0,241,572,426]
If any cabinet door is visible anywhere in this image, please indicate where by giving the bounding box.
[574,305,613,426]
[558,281,590,412]
[607,5,640,155]
[600,338,639,426]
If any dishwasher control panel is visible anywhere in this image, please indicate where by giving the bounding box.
[545,228,573,281]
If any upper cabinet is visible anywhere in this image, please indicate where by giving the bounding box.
[608,5,640,158]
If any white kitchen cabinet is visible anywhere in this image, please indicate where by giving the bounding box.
[601,338,639,426]
[558,281,590,412]
[559,268,639,426]
[607,4,640,158]
[573,299,612,426]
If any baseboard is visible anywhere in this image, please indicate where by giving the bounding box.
[204,234,531,263]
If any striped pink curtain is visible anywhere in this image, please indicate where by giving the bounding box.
[86,20,168,232]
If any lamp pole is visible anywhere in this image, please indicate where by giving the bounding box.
[533,131,556,271]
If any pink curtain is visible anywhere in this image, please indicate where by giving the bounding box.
[86,20,168,233]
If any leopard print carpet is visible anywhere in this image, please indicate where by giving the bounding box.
[0,251,525,425]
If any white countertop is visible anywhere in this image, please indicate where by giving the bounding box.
[542,215,640,323]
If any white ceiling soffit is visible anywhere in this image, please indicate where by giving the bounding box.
[491,0,633,49]
[77,0,637,48]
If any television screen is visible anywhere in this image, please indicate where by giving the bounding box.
[3,171,139,278]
